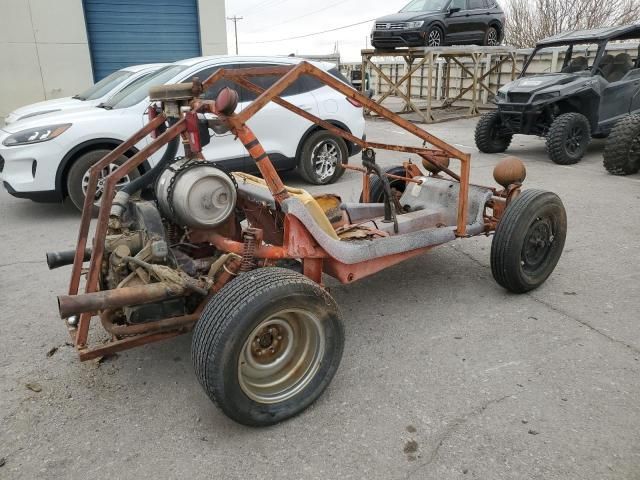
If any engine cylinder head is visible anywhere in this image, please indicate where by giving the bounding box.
[493,156,527,189]
[156,160,237,229]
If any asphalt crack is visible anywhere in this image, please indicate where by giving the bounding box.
[449,244,640,356]
[405,394,512,478]
[0,259,42,269]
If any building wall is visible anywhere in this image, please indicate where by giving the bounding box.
[198,0,228,56]
[0,0,94,119]
[0,0,228,120]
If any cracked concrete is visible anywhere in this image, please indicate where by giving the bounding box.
[1,117,639,479]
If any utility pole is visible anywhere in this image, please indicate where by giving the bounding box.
[227,15,243,55]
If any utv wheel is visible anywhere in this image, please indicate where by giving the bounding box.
[491,190,567,293]
[360,165,408,203]
[298,130,347,185]
[426,26,444,47]
[66,149,139,213]
[191,267,344,426]
[484,26,500,46]
[475,111,513,153]
[546,113,591,165]
[603,114,640,175]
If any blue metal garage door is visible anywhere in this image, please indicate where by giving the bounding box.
[83,0,202,80]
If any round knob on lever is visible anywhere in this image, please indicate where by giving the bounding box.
[215,87,239,116]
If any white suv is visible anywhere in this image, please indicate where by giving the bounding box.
[0,56,365,210]
[3,64,166,125]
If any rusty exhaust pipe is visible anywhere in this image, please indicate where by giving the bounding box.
[57,283,186,319]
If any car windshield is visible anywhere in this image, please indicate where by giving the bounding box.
[522,43,601,76]
[104,65,189,109]
[400,0,447,12]
[75,70,134,101]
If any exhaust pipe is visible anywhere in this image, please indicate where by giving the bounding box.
[57,283,186,319]
[46,249,92,270]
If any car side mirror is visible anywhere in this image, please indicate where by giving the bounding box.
[447,7,461,15]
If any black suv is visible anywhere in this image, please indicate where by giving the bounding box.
[371,0,504,49]
[475,24,640,174]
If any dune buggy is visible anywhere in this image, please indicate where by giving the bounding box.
[48,62,567,426]
[475,24,640,173]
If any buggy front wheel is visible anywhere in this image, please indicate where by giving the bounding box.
[191,267,344,426]
[491,190,567,293]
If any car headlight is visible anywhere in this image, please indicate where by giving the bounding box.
[405,21,424,29]
[496,90,507,100]
[535,91,560,101]
[2,124,71,147]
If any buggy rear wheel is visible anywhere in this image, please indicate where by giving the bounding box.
[491,190,567,293]
[603,114,640,175]
[359,165,408,203]
[191,267,344,426]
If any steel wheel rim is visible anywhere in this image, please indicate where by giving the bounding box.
[428,29,441,47]
[521,216,555,273]
[565,126,585,156]
[312,139,341,181]
[487,28,499,46]
[81,163,132,202]
[238,309,326,404]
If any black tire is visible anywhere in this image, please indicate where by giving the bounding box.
[192,267,344,427]
[484,26,500,46]
[491,190,567,293]
[359,165,408,203]
[603,114,640,176]
[545,113,591,165]
[475,111,513,153]
[297,130,348,185]
[66,149,140,213]
[426,25,444,47]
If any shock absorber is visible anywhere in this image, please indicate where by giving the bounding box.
[240,228,261,273]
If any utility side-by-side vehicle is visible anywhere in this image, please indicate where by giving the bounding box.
[48,62,567,426]
[475,24,640,175]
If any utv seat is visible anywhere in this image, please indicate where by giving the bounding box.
[562,56,588,73]
[607,53,633,82]
[599,54,615,79]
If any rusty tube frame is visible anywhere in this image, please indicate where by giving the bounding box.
[64,60,480,358]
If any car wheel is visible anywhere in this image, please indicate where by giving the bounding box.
[491,189,567,293]
[191,267,344,426]
[546,113,591,165]
[66,149,140,213]
[426,26,444,47]
[603,114,640,175]
[298,130,347,185]
[475,111,513,153]
[484,26,500,46]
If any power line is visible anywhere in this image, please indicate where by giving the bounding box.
[249,0,355,34]
[236,0,291,15]
[227,15,244,54]
[241,17,376,44]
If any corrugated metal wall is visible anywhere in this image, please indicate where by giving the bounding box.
[83,0,202,80]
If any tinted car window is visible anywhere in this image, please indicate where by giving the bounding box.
[77,70,133,101]
[467,0,485,8]
[449,0,466,10]
[105,65,189,109]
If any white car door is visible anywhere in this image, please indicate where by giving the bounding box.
[239,63,320,172]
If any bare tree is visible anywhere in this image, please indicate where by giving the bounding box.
[503,0,640,48]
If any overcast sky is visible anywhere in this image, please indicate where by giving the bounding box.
[224,0,410,62]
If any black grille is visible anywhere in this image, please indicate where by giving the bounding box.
[508,92,531,104]
[0,155,4,173]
